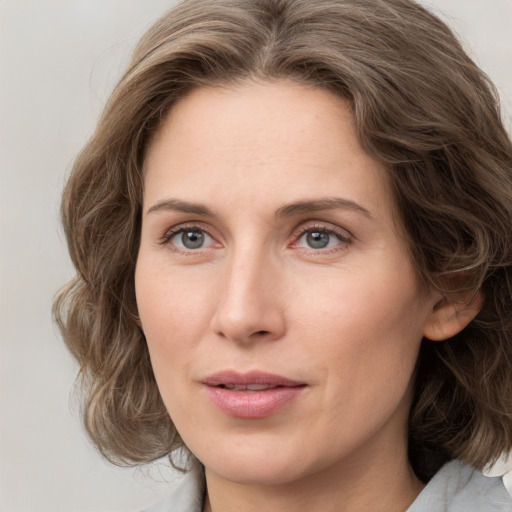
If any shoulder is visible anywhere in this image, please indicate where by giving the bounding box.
[141,467,205,512]
[409,460,512,512]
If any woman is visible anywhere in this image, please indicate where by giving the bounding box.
[54,0,512,510]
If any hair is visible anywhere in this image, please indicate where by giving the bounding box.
[54,0,512,481]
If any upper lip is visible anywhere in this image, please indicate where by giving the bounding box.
[202,370,306,388]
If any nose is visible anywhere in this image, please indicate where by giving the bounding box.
[209,251,287,344]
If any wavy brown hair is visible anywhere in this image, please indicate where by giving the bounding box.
[54,0,512,480]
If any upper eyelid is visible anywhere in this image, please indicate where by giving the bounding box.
[163,221,215,235]
[160,222,217,244]
[292,221,353,240]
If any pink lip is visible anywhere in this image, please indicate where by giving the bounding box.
[202,371,307,419]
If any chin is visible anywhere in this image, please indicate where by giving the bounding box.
[190,433,312,485]
[207,458,309,486]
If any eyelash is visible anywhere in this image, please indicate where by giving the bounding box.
[159,222,352,254]
[159,223,214,250]
[292,223,352,253]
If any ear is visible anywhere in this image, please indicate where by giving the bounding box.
[423,289,483,342]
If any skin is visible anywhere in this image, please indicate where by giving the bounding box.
[135,81,475,512]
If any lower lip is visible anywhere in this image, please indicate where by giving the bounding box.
[204,386,305,419]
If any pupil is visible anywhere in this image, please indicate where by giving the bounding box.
[307,231,329,249]
[182,230,204,249]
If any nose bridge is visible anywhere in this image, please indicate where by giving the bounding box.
[211,241,285,343]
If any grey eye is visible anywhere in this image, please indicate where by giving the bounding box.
[296,228,346,250]
[182,230,204,249]
[306,231,330,249]
[172,229,212,250]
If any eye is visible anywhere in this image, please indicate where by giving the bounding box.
[167,228,214,250]
[301,231,333,249]
[294,226,350,251]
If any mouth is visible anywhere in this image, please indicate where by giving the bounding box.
[216,383,290,391]
[202,370,306,389]
[202,371,307,418]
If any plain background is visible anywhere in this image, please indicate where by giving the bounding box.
[1,1,511,511]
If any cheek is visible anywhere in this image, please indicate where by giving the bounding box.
[136,283,202,426]
[136,260,212,338]
[295,266,427,389]
[296,262,427,345]
[134,263,213,397]
[294,279,425,450]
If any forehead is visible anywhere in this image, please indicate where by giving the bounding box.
[148,80,361,165]
[143,80,395,224]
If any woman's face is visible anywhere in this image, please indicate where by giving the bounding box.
[136,81,438,485]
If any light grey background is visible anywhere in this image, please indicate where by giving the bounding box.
[1,1,511,511]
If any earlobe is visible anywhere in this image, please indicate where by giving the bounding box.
[423,290,483,341]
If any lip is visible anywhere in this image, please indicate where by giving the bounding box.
[202,370,307,419]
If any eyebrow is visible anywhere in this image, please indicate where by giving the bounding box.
[146,199,216,216]
[146,196,372,219]
[275,197,372,219]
